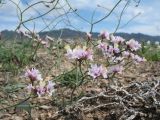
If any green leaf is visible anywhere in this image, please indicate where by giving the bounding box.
[3,83,26,93]
[16,101,31,112]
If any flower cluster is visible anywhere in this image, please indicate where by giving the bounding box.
[65,45,93,61]
[25,68,55,97]
[65,31,146,82]
[122,51,146,63]
[27,80,55,97]
[21,28,146,103]
[98,42,120,57]
[97,34,145,64]
[88,64,108,79]
[95,33,145,79]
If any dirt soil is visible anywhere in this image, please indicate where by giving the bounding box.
[0,50,160,120]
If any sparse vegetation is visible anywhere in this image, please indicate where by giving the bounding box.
[0,0,160,120]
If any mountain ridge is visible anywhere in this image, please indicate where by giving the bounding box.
[1,28,160,42]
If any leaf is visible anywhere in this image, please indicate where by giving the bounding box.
[16,101,32,119]
[39,105,52,110]
[3,83,26,93]
[16,101,31,112]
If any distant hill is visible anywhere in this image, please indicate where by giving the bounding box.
[1,28,160,42]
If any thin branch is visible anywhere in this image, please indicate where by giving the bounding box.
[113,0,130,33]
[93,0,123,25]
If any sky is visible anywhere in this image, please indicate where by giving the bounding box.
[0,0,160,36]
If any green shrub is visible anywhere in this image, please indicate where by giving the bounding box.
[139,43,160,61]
[0,40,34,74]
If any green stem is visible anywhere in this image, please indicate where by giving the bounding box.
[70,85,77,103]
[31,41,40,61]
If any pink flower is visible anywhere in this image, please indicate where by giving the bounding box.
[36,85,46,97]
[25,68,42,82]
[99,30,109,40]
[26,84,33,92]
[126,39,141,51]
[88,64,108,79]
[66,49,74,59]
[75,48,93,60]
[109,65,123,74]
[98,43,116,57]
[122,51,130,58]
[65,45,93,61]
[97,42,108,51]
[107,46,114,54]
[104,45,114,57]
[113,47,120,54]
[46,81,55,96]
[133,55,146,63]
[26,80,55,97]
[122,51,135,59]
[111,36,125,44]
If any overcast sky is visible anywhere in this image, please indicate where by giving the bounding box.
[0,0,160,36]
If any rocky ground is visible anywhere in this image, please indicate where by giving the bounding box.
[0,50,160,120]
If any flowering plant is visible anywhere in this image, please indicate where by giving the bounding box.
[23,30,146,104]
[25,68,55,97]
[64,31,146,87]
